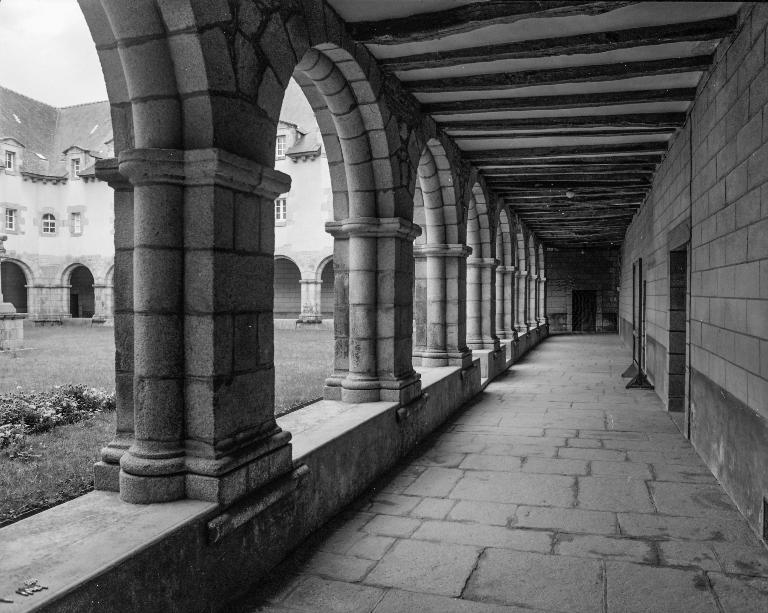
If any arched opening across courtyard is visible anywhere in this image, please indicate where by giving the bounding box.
[67,264,94,318]
[318,257,334,320]
[274,257,301,320]
[1,259,28,313]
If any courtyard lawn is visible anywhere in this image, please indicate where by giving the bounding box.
[0,324,333,525]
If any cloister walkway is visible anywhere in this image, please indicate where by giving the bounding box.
[236,335,768,612]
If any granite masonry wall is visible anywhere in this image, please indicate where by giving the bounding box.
[620,4,768,539]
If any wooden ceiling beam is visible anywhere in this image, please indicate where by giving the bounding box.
[482,165,656,175]
[440,113,687,131]
[477,156,662,167]
[423,88,697,114]
[452,128,677,139]
[488,174,651,184]
[348,1,636,45]
[407,55,712,93]
[381,17,737,70]
[465,142,667,160]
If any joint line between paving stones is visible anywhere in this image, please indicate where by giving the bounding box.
[703,571,726,613]
[601,559,608,613]
[459,546,486,599]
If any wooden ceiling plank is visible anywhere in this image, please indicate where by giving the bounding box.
[451,127,677,139]
[407,55,712,93]
[439,113,687,131]
[424,88,697,114]
[477,156,663,166]
[465,141,667,160]
[482,165,656,175]
[381,17,737,70]
[349,1,636,45]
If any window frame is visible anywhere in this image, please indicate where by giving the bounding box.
[5,150,16,171]
[70,157,81,179]
[42,213,56,235]
[274,197,287,223]
[275,135,286,160]
[70,211,83,235]
[4,208,16,232]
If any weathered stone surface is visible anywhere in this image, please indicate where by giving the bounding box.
[578,476,655,513]
[605,562,718,613]
[708,573,768,612]
[464,549,603,612]
[450,470,575,506]
[365,540,480,596]
[556,534,654,564]
[514,506,617,534]
[413,520,552,552]
[372,589,531,613]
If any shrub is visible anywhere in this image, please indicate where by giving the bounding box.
[0,385,115,459]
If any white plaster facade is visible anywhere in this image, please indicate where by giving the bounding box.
[0,87,114,320]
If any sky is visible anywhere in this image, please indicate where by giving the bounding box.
[0,0,108,107]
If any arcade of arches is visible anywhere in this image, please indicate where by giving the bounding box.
[3,2,768,611]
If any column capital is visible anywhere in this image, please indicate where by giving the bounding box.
[118,148,291,198]
[325,217,421,240]
[498,265,516,273]
[95,157,131,191]
[413,243,472,258]
[467,257,498,268]
[299,279,322,285]
[515,269,527,278]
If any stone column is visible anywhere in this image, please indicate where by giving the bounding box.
[515,269,528,334]
[323,232,348,400]
[527,272,537,329]
[413,244,473,368]
[412,248,428,360]
[115,148,294,505]
[467,258,500,350]
[504,266,518,340]
[94,158,133,492]
[0,235,25,350]
[495,264,506,340]
[538,275,548,326]
[298,279,322,323]
[331,217,421,404]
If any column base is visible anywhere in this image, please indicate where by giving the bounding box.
[94,436,134,492]
[185,430,294,506]
[340,372,422,405]
[323,372,345,400]
[412,349,473,369]
[119,470,186,504]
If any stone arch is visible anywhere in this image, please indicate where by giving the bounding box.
[104,264,115,286]
[411,141,469,367]
[1,258,31,312]
[466,183,497,352]
[515,224,529,332]
[274,256,301,319]
[495,207,515,340]
[466,184,492,260]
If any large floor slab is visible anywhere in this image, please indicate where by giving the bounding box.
[234,335,768,612]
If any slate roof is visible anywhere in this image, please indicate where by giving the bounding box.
[286,130,322,158]
[0,86,113,178]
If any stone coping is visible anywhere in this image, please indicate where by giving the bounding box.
[0,493,216,611]
[277,364,462,460]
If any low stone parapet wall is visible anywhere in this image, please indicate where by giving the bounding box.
[0,331,547,612]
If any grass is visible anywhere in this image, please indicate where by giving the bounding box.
[0,324,333,525]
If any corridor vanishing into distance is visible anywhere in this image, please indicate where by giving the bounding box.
[237,336,768,613]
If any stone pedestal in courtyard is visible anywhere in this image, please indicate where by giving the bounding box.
[297,280,322,324]
[0,303,24,351]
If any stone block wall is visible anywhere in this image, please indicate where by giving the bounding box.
[620,3,768,539]
[546,248,620,333]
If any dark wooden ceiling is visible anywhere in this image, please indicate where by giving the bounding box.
[327,1,743,248]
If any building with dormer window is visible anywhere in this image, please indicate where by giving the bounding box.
[0,86,114,320]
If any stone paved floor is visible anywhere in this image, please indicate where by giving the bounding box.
[236,335,768,612]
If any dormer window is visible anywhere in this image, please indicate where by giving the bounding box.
[276,135,286,160]
[70,158,81,179]
[42,213,56,234]
[5,151,15,171]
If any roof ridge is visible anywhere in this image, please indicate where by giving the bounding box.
[0,85,56,109]
[57,99,110,110]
